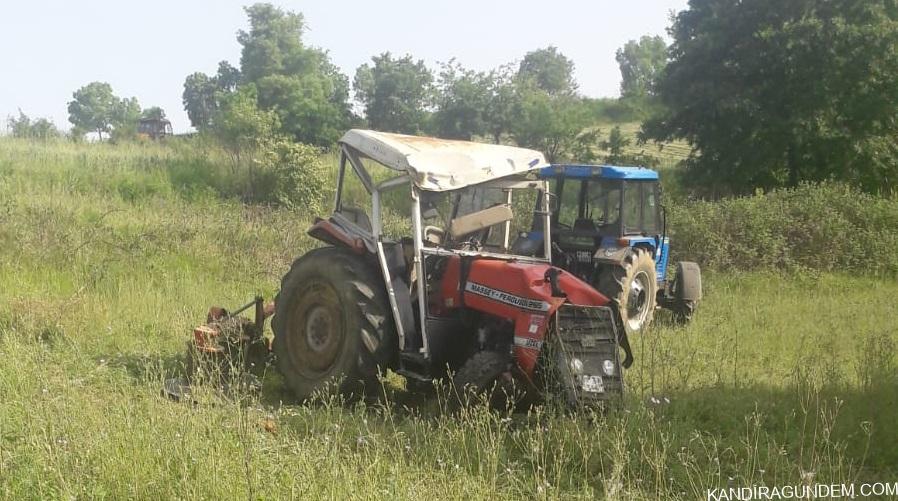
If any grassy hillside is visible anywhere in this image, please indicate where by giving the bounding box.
[0,139,896,499]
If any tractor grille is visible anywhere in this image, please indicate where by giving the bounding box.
[553,304,624,403]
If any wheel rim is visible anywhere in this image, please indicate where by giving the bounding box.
[626,270,650,331]
[286,280,344,378]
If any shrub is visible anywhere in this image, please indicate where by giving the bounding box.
[253,138,329,214]
[669,182,898,275]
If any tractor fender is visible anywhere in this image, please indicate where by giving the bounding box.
[675,261,703,302]
[307,217,370,254]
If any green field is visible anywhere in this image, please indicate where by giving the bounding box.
[1,139,896,499]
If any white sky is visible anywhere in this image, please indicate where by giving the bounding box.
[0,0,688,133]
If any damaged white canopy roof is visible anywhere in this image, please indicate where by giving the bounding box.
[338,129,550,192]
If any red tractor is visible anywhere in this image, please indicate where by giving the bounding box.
[267,130,632,406]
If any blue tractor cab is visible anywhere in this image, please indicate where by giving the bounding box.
[534,164,701,334]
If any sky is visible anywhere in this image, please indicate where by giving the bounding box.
[0,0,688,134]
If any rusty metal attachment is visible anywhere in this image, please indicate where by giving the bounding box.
[163,296,274,401]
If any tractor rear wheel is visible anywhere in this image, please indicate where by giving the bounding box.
[272,246,397,401]
[597,248,658,336]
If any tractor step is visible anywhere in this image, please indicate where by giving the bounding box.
[397,351,432,383]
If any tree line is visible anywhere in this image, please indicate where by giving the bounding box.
[8,0,898,196]
[178,4,664,164]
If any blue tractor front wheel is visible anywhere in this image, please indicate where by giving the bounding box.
[597,248,658,335]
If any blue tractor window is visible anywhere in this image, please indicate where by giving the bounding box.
[622,181,662,236]
[552,178,622,236]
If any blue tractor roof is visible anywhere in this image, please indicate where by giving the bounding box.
[539,164,659,181]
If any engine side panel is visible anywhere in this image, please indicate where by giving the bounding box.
[435,257,611,376]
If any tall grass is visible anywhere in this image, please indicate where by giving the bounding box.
[0,138,895,499]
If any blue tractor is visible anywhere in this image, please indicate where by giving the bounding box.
[536,164,702,335]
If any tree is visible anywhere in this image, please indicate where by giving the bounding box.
[211,85,281,199]
[603,126,632,164]
[235,3,351,145]
[616,35,667,99]
[483,65,520,143]
[182,72,218,130]
[256,72,348,146]
[182,62,243,131]
[141,107,166,121]
[110,96,142,141]
[431,60,490,140]
[238,3,315,82]
[116,97,141,125]
[215,61,241,92]
[517,46,577,96]
[644,0,898,194]
[353,52,433,134]
[510,84,593,163]
[598,126,658,167]
[211,85,279,164]
[67,82,123,140]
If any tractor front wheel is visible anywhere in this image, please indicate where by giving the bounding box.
[451,351,516,410]
[272,246,397,401]
[597,248,658,336]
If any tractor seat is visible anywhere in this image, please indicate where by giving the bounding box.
[573,218,599,233]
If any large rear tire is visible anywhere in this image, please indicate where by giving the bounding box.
[597,248,658,336]
[272,246,397,401]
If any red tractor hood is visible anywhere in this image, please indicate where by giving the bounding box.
[463,259,609,313]
[436,257,613,376]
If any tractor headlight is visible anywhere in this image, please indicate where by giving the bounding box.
[602,359,616,376]
[569,358,584,375]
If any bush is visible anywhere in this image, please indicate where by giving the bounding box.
[669,182,898,275]
[253,139,329,214]
[6,111,61,141]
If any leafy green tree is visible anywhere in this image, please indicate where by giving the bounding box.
[116,97,141,124]
[215,61,241,92]
[353,53,433,134]
[182,62,242,130]
[517,46,577,96]
[67,82,126,140]
[616,35,667,99]
[211,85,279,165]
[483,65,520,143]
[141,107,166,121]
[510,84,592,162]
[238,4,316,82]
[603,126,632,164]
[182,72,218,130]
[644,0,898,194]
[109,97,143,141]
[234,3,351,145]
[256,72,349,146]
[431,60,490,140]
